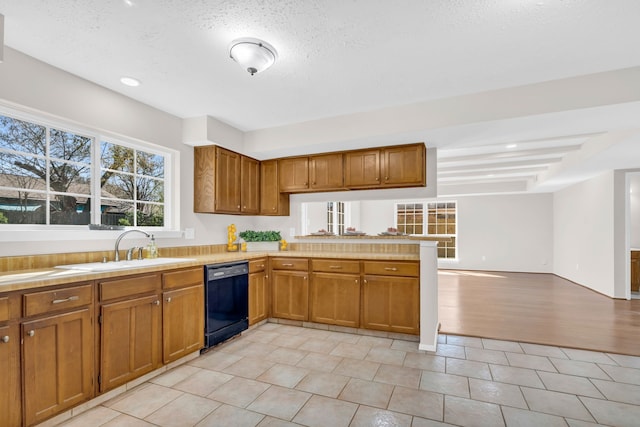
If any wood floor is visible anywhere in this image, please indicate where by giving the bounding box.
[438,270,640,356]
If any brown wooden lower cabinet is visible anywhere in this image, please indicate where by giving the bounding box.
[22,308,93,426]
[310,272,360,327]
[249,259,269,325]
[0,323,21,427]
[162,285,204,364]
[271,270,309,321]
[361,275,419,335]
[100,294,162,392]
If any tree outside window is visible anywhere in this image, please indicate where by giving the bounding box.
[0,112,167,227]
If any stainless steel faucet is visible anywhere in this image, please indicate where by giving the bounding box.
[114,230,151,262]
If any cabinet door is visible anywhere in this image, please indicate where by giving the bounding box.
[194,145,216,213]
[309,153,344,191]
[214,146,242,213]
[271,270,309,321]
[362,275,419,335]
[310,272,360,328]
[631,252,640,292]
[100,295,161,392]
[278,157,309,192]
[0,324,21,427]
[241,155,260,214]
[22,309,93,426]
[249,271,269,325]
[344,149,381,188]
[260,160,290,216]
[163,285,204,364]
[382,144,425,187]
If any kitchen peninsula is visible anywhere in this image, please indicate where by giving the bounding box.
[0,236,440,427]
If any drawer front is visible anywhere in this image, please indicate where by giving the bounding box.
[23,283,93,317]
[162,267,203,290]
[311,259,360,274]
[363,261,419,277]
[270,257,309,271]
[249,258,267,273]
[0,296,9,322]
[100,273,161,301]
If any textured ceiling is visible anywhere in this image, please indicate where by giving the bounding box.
[1,0,640,194]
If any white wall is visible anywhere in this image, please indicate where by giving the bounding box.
[553,171,616,297]
[452,193,553,273]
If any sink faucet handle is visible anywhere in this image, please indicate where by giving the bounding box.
[138,247,144,260]
[126,247,136,261]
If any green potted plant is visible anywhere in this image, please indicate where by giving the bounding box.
[238,230,282,252]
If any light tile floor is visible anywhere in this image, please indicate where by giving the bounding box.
[55,323,640,427]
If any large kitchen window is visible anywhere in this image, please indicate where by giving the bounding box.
[0,109,172,228]
[396,201,457,259]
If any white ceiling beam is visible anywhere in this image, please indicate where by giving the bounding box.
[438,145,581,163]
[438,166,548,178]
[437,158,562,172]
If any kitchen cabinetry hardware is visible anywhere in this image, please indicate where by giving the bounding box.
[52,295,80,304]
[27,330,35,337]
[1,335,8,343]
[166,297,172,303]
[329,265,342,269]
[384,267,398,271]
[154,300,160,305]
[282,263,294,267]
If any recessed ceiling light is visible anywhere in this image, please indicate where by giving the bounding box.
[506,144,517,149]
[123,0,135,7]
[120,77,141,87]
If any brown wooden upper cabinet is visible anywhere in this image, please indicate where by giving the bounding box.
[279,153,344,193]
[345,143,426,189]
[260,159,290,216]
[278,156,310,192]
[194,145,260,214]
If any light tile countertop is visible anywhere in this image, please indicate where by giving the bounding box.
[0,250,419,292]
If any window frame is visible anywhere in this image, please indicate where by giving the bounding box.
[395,200,458,261]
[0,103,181,242]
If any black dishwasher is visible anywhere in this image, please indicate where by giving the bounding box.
[203,261,249,350]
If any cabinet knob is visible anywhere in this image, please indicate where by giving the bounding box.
[166,297,172,303]
[237,205,241,209]
[376,177,380,182]
[153,300,160,306]
[364,279,368,284]
[272,207,276,211]
[243,205,246,209]
[385,176,389,181]
[1,336,9,343]
[27,330,35,337]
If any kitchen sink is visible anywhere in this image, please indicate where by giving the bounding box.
[54,257,196,272]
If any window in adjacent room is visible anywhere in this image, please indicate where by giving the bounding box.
[395,201,457,259]
[327,201,345,235]
[0,109,172,228]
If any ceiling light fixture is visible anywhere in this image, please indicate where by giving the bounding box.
[120,76,141,87]
[229,38,278,76]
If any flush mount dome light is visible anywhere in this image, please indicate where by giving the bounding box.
[229,38,277,75]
